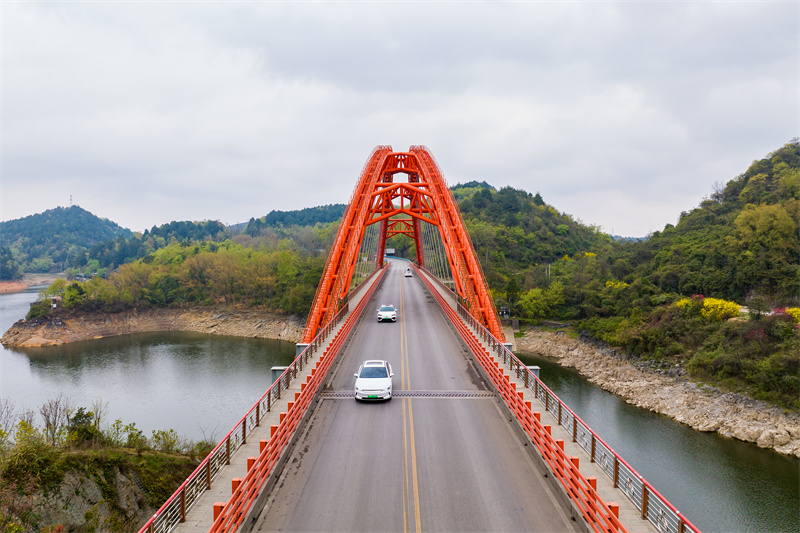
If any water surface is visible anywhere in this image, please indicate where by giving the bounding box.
[0,289,295,441]
[2,290,797,531]
[517,351,799,533]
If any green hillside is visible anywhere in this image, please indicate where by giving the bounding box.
[456,142,798,314]
[617,143,799,304]
[0,206,132,279]
[82,220,228,276]
[23,142,800,407]
[453,184,613,288]
[439,143,798,408]
[244,204,346,236]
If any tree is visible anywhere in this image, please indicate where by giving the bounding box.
[63,282,86,308]
[520,288,548,322]
[0,246,21,280]
[734,204,798,296]
[506,278,520,309]
[520,282,564,322]
[39,395,72,446]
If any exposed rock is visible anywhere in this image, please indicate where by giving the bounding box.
[517,328,800,458]
[1,307,305,348]
[32,468,151,532]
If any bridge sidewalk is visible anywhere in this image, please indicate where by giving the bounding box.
[475,348,659,533]
[173,275,379,532]
[417,269,656,533]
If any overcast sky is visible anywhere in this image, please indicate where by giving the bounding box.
[1,1,796,238]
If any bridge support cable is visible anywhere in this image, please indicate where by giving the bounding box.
[302,145,505,343]
[420,219,453,290]
[351,222,381,293]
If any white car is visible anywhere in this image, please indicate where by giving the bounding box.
[377,304,397,322]
[354,360,394,400]
[404,268,412,277]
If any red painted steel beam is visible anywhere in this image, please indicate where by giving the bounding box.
[410,146,505,340]
[302,145,505,343]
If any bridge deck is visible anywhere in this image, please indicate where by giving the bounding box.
[173,276,378,532]
[248,261,579,532]
[175,260,657,532]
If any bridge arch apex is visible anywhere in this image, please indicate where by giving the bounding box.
[302,146,504,343]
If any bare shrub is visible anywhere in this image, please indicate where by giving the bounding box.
[39,394,73,446]
[91,398,108,435]
[18,408,35,428]
[0,397,16,445]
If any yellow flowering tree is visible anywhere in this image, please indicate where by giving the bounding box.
[674,295,741,320]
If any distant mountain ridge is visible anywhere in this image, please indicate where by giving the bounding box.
[244,204,347,236]
[0,206,132,277]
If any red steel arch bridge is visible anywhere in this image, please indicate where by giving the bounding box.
[303,145,504,344]
[140,146,700,533]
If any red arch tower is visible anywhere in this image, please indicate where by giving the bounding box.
[302,145,505,343]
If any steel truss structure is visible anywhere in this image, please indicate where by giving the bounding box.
[302,145,505,343]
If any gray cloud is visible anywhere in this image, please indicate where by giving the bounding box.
[2,1,796,237]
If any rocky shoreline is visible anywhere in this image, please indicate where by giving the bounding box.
[4,309,798,458]
[0,307,304,348]
[0,273,60,295]
[516,328,800,458]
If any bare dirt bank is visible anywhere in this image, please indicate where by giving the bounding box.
[517,329,800,458]
[0,307,304,348]
[0,273,60,294]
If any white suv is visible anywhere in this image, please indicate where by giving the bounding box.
[354,360,394,400]
[377,304,397,322]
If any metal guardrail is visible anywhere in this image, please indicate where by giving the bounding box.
[452,297,701,533]
[414,265,623,533]
[138,266,389,533]
[138,307,346,533]
[208,263,388,532]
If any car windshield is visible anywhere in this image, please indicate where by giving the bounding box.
[379,306,394,312]
[360,366,388,378]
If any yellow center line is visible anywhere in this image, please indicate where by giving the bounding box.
[399,266,422,532]
[400,270,410,533]
[402,396,409,533]
[408,398,422,532]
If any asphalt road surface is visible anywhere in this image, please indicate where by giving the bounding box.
[254,260,579,532]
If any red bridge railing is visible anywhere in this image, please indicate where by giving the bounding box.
[139,264,388,533]
[207,263,388,532]
[416,264,701,533]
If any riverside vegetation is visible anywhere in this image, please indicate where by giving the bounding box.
[0,396,213,532]
[2,142,797,530]
[14,143,800,411]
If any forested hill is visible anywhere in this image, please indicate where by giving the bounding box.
[0,206,132,278]
[615,141,799,304]
[452,141,799,307]
[450,182,612,288]
[244,204,346,236]
[0,206,228,280]
[82,220,227,275]
[452,143,798,408]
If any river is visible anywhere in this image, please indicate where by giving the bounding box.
[0,288,296,443]
[516,352,799,533]
[1,289,798,532]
